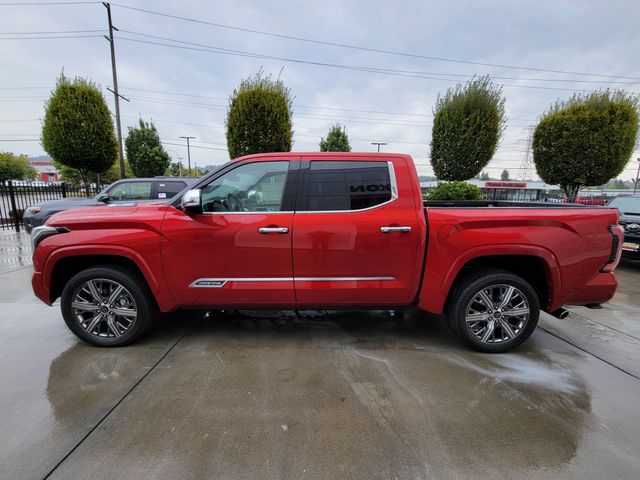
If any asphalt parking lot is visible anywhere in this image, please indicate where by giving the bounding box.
[1,234,639,479]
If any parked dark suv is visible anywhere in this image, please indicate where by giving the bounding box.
[607,194,640,259]
[23,177,198,233]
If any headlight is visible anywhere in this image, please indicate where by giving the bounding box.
[30,226,69,250]
[26,206,41,215]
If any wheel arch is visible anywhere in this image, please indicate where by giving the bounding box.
[418,246,561,314]
[445,255,552,312]
[43,246,176,311]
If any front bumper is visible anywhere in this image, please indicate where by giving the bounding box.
[31,270,52,305]
[621,234,640,259]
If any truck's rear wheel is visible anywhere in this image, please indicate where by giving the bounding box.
[61,266,156,347]
[447,270,540,353]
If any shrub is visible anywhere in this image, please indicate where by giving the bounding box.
[225,71,293,159]
[41,73,117,181]
[430,76,506,180]
[426,181,484,200]
[533,90,639,201]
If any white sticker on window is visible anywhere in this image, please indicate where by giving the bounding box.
[158,193,167,198]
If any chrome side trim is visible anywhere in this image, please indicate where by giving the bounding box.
[189,279,229,288]
[296,161,399,214]
[295,276,396,281]
[188,276,396,288]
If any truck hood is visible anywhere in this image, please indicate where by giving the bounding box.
[45,201,168,228]
[35,197,100,209]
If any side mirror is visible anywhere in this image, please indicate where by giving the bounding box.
[181,189,202,214]
[97,194,110,203]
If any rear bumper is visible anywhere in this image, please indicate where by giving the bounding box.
[561,272,618,308]
[31,270,52,306]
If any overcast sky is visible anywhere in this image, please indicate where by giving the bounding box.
[1,0,639,179]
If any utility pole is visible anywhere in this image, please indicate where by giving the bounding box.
[178,156,184,176]
[180,136,195,175]
[371,142,387,152]
[634,157,640,194]
[103,2,129,179]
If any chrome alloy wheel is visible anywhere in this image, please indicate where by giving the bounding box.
[71,278,138,338]
[465,283,530,344]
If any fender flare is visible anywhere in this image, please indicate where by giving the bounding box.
[43,244,162,294]
[419,244,561,314]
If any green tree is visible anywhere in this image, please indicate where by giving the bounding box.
[125,119,170,177]
[533,91,639,202]
[54,159,132,185]
[41,73,118,182]
[501,169,510,181]
[320,124,351,152]
[478,171,491,180]
[226,71,293,159]
[430,76,506,181]
[426,181,484,200]
[165,161,183,176]
[0,152,37,182]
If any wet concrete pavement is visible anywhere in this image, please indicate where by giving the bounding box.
[1,255,640,478]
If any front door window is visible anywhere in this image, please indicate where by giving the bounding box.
[200,162,289,212]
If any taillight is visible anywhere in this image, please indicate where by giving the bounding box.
[601,224,624,272]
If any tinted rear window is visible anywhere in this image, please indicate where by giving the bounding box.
[303,161,392,211]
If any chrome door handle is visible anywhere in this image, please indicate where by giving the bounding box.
[380,226,411,233]
[258,227,289,234]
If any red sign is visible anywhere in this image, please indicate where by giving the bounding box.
[484,181,527,189]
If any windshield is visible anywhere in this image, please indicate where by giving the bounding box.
[608,196,640,215]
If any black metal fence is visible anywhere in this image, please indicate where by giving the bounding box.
[0,181,101,233]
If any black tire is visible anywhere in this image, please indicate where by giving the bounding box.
[61,265,157,347]
[446,269,540,353]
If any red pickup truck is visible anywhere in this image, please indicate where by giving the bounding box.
[30,153,624,352]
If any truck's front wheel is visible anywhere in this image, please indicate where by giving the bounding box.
[447,270,540,353]
[61,266,156,347]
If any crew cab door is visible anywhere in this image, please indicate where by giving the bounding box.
[161,160,299,306]
[292,157,422,306]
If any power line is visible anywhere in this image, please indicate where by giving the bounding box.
[120,87,434,117]
[118,29,636,87]
[0,1,98,5]
[116,33,639,95]
[161,140,225,151]
[123,94,532,129]
[0,34,103,39]
[110,3,640,81]
[0,118,40,122]
[0,29,105,34]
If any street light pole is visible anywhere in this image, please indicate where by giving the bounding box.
[179,136,195,175]
[634,157,640,194]
[371,142,387,152]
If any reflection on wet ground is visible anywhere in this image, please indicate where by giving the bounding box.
[0,231,32,273]
[1,267,640,478]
